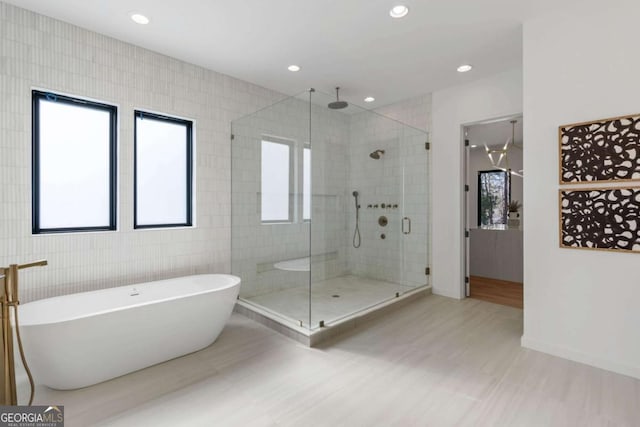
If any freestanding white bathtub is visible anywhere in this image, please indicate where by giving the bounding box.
[19,274,240,390]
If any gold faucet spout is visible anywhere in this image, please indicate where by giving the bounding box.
[17,260,48,270]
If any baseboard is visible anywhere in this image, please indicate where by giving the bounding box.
[521,335,640,380]
[432,287,463,300]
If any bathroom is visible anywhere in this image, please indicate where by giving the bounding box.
[2,1,640,426]
[1,1,432,419]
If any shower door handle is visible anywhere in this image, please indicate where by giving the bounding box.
[402,217,411,234]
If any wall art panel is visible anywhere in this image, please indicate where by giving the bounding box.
[559,187,640,252]
[559,114,640,183]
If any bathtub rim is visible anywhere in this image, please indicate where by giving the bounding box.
[19,274,240,327]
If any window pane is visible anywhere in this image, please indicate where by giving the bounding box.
[38,99,112,229]
[478,171,509,227]
[261,140,290,222]
[136,114,190,226]
[303,147,311,220]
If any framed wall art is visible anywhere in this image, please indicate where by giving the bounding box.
[559,187,640,252]
[559,114,640,184]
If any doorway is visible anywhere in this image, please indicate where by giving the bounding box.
[463,116,523,309]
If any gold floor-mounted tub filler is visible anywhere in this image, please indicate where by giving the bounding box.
[1,260,47,405]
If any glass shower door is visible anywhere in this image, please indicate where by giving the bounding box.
[231,92,312,329]
[399,125,430,293]
[309,90,408,329]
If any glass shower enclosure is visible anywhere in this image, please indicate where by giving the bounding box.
[231,89,429,332]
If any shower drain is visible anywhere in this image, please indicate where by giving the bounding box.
[332,294,340,298]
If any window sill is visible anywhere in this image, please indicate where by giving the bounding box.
[134,225,196,231]
[32,229,118,236]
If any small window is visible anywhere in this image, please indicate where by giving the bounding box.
[303,147,311,221]
[261,139,293,222]
[32,90,117,234]
[134,111,193,228]
[478,170,510,227]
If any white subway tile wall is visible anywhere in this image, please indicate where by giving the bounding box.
[372,95,432,287]
[0,3,284,302]
[348,94,432,288]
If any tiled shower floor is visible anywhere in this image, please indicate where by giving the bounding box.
[242,275,415,328]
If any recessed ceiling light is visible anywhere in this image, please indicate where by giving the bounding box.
[457,64,473,73]
[364,96,375,103]
[287,65,301,72]
[470,144,478,148]
[130,13,150,25]
[389,5,409,18]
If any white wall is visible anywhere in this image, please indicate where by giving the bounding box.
[0,3,283,302]
[522,2,640,379]
[374,95,431,132]
[431,69,523,298]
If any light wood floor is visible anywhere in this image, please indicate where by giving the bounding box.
[470,275,524,309]
[33,295,639,426]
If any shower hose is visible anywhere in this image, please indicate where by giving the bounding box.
[13,304,35,405]
[353,200,361,248]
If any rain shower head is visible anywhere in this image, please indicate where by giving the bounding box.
[369,149,385,159]
[328,87,349,110]
[329,100,348,110]
[352,191,359,197]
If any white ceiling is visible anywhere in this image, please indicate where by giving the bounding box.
[467,117,523,148]
[7,0,585,107]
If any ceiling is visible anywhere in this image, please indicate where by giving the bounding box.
[7,0,586,107]
[466,117,523,148]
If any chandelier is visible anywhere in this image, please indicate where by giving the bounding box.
[483,119,523,178]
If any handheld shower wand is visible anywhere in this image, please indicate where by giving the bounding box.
[352,191,361,248]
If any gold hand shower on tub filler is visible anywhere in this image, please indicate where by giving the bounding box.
[1,260,47,405]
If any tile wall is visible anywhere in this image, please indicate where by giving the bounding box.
[0,3,284,302]
[348,95,432,288]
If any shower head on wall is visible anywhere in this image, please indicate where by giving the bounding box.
[369,149,385,159]
[328,87,349,110]
[352,191,359,197]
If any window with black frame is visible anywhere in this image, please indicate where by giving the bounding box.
[478,170,510,227]
[260,138,294,223]
[32,90,117,234]
[259,137,310,224]
[134,111,193,229]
